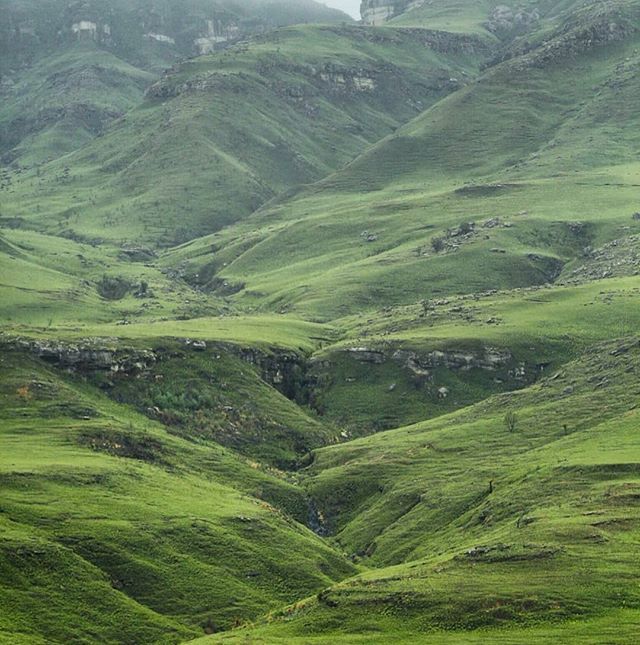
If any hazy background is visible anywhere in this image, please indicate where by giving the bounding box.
[324,0,361,19]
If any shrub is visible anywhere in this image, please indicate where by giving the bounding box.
[431,236,445,253]
[96,275,133,300]
[504,411,518,432]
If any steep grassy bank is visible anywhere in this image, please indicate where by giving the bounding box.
[197,337,640,643]
[2,0,640,642]
[0,349,356,643]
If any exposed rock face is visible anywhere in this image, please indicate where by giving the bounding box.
[334,344,530,390]
[361,0,424,26]
[345,347,386,364]
[5,338,157,373]
[194,19,240,54]
[390,347,514,372]
[493,4,639,69]
[146,27,489,102]
[343,345,514,371]
[559,234,640,284]
[223,344,306,397]
[2,335,308,399]
[0,0,350,72]
[484,5,540,38]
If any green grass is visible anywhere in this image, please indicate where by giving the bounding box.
[0,228,228,327]
[193,337,640,643]
[93,343,337,467]
[1,24,489,244]
[3,0,640,642]
[0,351,356,642]
[164,9,640,319]
[0,44,154,166]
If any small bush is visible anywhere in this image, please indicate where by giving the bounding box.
[504,411,518,432]
[431,236,445,253]
[96,275,133,300]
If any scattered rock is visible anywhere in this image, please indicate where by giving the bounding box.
[437,386,449,399]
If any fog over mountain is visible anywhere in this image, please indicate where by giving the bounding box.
[324,0,361,18]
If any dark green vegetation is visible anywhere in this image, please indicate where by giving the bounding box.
[0,0,351,165]
[2,0,640,642]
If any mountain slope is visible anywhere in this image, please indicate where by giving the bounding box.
[2,24,489,244]
[196,337,640,643]
[0,0,352,165]
[3,0,640,643]
[0,345,356,643]
[167,0,640,317]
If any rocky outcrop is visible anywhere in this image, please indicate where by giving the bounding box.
[146,26,489,102]
[361,0,424,26]
[484,5,540,38]
[559,234,640,284]
[340,344,518,373]
[493,4,639,70]
[4,338,157,373]
[390,347,514,372]
[0,0,351,73]
[330,343,530,389]
[2,335,308,400]
[222,344,307,399]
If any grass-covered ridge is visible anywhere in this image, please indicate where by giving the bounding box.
[0,349,356,642]
[1,0,352,165]
[3,0,640,641]
[2,23,489,244]
[168,0,640,319]
[197,337,640,643]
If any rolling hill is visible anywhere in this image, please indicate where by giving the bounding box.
[2,23,489,243]
[0,0,351,165]
[2,0,640,642]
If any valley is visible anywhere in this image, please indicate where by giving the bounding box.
[1,0,640,643]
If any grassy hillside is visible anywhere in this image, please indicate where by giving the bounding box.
[0,348,356,643]
[166,0,640,319]
[194,336,640,643]
[2,24,489,244]
[2,0,640,642]
[0,45,156,165]
[0,0,351,165]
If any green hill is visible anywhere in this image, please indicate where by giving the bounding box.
[2,0,640,642]
[0,0,351,165]
[196,337,640,644]
[0,344,356,642]
[2,23,489,243]
[168,0,640,318]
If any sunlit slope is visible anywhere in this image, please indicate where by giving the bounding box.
[197,337,640,643]
[2,25,489,245]
[0,350,356,643]
[0,228,231,328]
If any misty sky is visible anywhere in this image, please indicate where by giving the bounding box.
[323,0,361,19]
